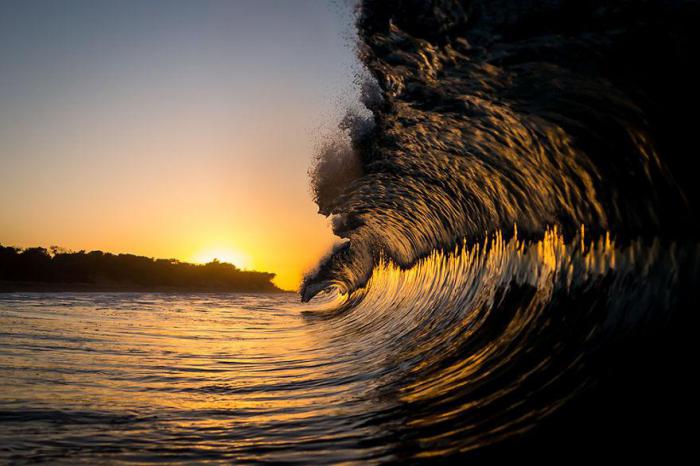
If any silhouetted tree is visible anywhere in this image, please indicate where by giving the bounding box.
[0,244,281,292]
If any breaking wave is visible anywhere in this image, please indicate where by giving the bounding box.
[302,0,700,459]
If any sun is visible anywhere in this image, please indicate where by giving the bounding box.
[191,247,251,269]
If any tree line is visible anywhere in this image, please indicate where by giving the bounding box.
[0,245,282,292]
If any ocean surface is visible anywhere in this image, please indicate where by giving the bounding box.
[0,292,387,464]
[0,232,696,464]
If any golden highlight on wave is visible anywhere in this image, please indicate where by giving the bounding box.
[311,226,681,320]
[303,226,691,454]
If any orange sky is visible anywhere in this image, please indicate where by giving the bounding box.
[0,1,358,290]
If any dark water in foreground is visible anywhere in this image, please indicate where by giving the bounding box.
[0,233,696,464]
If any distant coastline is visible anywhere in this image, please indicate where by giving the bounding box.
[0,281,292,293]
[0,244,286,293]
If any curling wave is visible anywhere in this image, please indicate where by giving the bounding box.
[305,0,700,298]
[301,0,700,460]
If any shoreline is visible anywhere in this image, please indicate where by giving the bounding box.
[0,281,293,294]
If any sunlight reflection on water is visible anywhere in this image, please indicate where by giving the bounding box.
[0,293,396,463]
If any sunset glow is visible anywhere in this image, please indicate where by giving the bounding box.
[0,0,353,291]
[192,247,251,269]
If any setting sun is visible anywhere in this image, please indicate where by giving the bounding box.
[192,247,251,269]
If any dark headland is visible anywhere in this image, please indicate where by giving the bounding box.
[0,244,285,293]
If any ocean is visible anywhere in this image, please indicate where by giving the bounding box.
[1,232,696,463]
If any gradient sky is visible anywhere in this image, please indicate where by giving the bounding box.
[0,0,360,290]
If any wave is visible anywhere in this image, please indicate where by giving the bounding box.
[301,0,700,459]
[303,229,696,457]
[305,0,700,299]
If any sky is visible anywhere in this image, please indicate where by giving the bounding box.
[0,0,361,290]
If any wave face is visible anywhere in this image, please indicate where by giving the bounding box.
[302,0,700,459]
[303,231,696,460]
